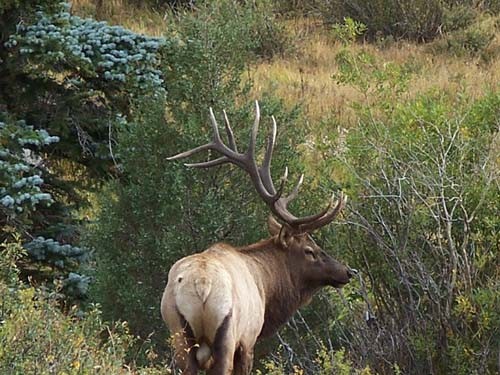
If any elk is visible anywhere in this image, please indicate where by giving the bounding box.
[161,102,356,375]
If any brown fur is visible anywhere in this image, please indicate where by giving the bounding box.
[161,217,354,375]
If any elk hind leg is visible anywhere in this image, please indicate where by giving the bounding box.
[207,313,235,375]
[233,344,254,375]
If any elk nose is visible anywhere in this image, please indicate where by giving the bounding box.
[346,268,358,279]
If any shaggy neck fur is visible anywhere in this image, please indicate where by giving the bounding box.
[238,238,317,339]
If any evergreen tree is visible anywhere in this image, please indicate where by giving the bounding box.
[0,1,165,299]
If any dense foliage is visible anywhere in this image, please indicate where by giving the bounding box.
[0,0,165,298]
[0,239,167,374]
[89,0,303,352]
[1,0,499,373]
[339,91,499,374]
[272,46,500,374]
[280,0,500,42]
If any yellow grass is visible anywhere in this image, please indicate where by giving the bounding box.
[249,18,500,126]
[72,0,166,36]
[72,1,500,127]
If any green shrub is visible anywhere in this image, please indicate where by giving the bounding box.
[442,4,479,32]
[431,15,499,59]
[329,83,500,372]
[331,17,367,45]
[312,0,443,41]
[247,0,293,59]
[0,239,166,374]
[256,344,373,375]
[271,0,310,16]
[444,0,500,14]
[164,0,291,62]
[449,27,495,54]
[277,0,500,18]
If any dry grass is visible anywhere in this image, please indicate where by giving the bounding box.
[71,0,166,36]
[71,1,500,127]
[249,18,500,126]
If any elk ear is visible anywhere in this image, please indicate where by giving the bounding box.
[268,215,294,249]
[267,215,282,236]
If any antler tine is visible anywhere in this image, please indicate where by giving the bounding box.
[273,166,288,202]
[297,192,348,233]
[272,174,332,226]
[185,156,230,168]
[167,143,213,161]
[259,115,278,194]
[209,107,224,144]
[285,173,304,203]
[248,100,260,158]
[284,195,333,226]
[223,110,238,152]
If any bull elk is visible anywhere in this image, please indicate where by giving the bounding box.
[161,102,356,374]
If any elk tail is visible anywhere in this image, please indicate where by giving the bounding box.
[196,342,213,369]
[194,276,212,303]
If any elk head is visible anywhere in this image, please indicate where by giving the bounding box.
[267,216,355,290]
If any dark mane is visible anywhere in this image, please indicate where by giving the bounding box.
[239,237,313,338]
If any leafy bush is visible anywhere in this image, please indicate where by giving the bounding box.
[431,15,499,59]
[320,48,500,372]
[331,17,367,45]
[164,0,291,62]
[256,343,373,375]
[162,0,254,121]
[247,0,293,59]
[447,26,496,55]
[442,4,479,32]
[312,0,444,41]
[342,92,499,373]
[444,0,500,14]
[332,48,418,102]
[276,0,500,18]
[0,239,166,374]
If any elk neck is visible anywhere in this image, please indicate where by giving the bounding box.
[238,237,319,338]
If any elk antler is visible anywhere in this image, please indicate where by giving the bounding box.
[167,101,346,233]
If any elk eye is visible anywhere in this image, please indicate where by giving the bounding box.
[304,247,316,259]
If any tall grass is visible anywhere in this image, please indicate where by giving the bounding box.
[72,1,500,126]
[71,0,166,36]
[250,17,500,125]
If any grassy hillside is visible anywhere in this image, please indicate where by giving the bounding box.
[72,0,500,125]
[252,18,500,122]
